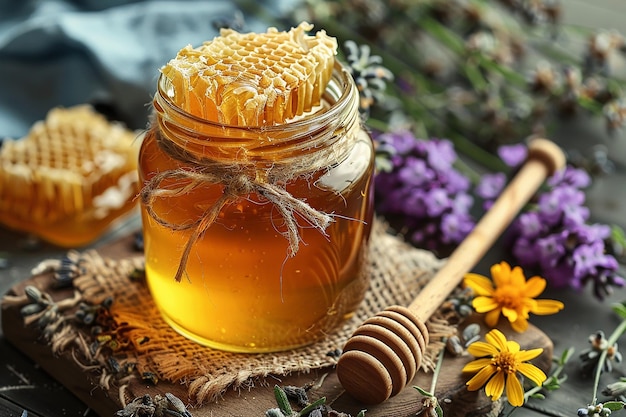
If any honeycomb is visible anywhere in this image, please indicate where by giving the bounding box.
[0,105,140,247]
[160,21,338,126]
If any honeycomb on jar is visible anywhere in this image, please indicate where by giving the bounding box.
[160,21,338,126]
[0,105,140,247]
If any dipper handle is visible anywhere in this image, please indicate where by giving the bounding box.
[336,138,566,405]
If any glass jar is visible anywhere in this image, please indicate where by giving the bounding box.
[138,61,375,353]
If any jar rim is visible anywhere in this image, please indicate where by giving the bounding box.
[151,60,361,164]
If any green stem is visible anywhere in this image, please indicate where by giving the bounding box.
[592,319,626,404]
[523,363,566,401]
[592,349,609,406]
[430,340,446,394]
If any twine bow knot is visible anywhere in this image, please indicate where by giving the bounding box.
[140,166,334,282]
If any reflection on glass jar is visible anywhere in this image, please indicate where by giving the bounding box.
[138,63,375,352]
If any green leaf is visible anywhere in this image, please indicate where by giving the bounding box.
[611,225,626,247]
[612,302,626,320]
[414,386,434,397]
[356,410,367,417]
[298,396,326,416]
[419,15,465,55]
[603,401,626,411]
[542,378,560,391]
[273,385,293,416]
[436,404,444,417]
[530,393,546,400]
[559,347,575,365]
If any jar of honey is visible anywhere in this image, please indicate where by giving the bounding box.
[138,24,375,353]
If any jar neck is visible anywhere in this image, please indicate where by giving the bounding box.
[152,61,361,170]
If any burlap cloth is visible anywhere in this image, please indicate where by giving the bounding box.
[7,218,462,407]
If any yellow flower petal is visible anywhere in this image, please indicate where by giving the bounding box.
[473,296,499,313]
[516,347,544,362]
[510,265,527,287]
[467,341,499,357]
[531,299,565,315]
[505,374,525,407]
[491,262,511,287]
[502,306,519,322]
[462,358,494,373]
[466,364,496,391]
[518,301,534,317]
[485,371,505,401]
[485,329,507,351]
[506,340,521,353]
[517,362,547,386]
[523,276,547,298]
[464,273,495,296]
[510,317,529,333]
[485,308,502,328]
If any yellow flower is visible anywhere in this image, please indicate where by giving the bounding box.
[463,329,547,407]
[464,261,564,332]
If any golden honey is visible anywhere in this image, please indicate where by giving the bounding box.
[138,24,375,352]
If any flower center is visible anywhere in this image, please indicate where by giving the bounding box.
[493,286,521,309]
[493,351,518,374]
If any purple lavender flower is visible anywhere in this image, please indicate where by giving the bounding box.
[536,233,568,270]
[425,188,451,217]
[548,165,592,188]
[441,212,475,244]
[498,143,528,167]
[572,240,617,279]
[374,130,476,256]
[377,130,418,155]
[424,139,456,171]
[507,164,624,300]
[475,172,506,209]
[398,157,435,187]
[516,212,544,239]
[442,169,471,193]
[476,173,506,200]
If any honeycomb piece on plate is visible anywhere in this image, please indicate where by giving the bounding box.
[0,105,140,247]
[160,21,338,126]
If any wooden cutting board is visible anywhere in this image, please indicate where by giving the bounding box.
[1,233,553,417]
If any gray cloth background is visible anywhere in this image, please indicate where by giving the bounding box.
[0,0,297,139]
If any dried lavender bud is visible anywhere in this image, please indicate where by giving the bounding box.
[20,303,44,317]
[53,254,84,288]
[326,348,342,359]
[282,385,309,408]
[24,286,45,304]
[265,409,285,417]
[343,40,393,116]
[446,335,464,356]
[165,392,192,417]
[462,323,481,346]
[133,231,144,252]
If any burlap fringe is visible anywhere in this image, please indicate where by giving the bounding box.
[6,219,465,407]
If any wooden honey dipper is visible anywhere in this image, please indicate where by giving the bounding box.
[336,138,566,404]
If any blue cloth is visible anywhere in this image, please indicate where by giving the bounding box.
[0,0,296,139]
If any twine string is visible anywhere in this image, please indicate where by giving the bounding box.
[140,165,334,283]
